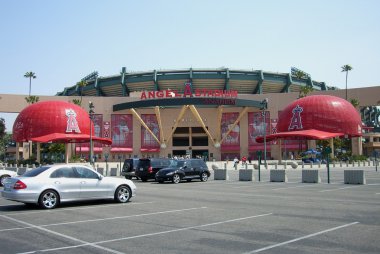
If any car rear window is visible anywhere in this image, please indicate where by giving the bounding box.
[22,166,52,177]
[138,159,150,168]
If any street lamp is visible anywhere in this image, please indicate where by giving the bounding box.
[89,101,95,166]
[260,98,269,167]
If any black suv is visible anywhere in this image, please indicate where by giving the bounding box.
[121,158,140,179]
[135,158,173,182]
[155,159,210,184]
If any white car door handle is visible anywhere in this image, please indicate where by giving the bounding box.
[54,181,60,184]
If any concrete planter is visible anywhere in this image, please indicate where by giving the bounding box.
[302,169,321,183]
[239,169,253,181]
[270,169,288,182]
[344,170,366,184]
[214,169,228,180]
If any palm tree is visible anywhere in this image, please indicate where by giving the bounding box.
[24,71,36,97]
[341,65,353,100]
[349,98,360,109]
[25,95,40,104]
[72,99,81,106]
[292,70,307,79]
[76,80,87,105]
[299,85,314,98]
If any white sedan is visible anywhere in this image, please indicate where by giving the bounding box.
[0,168,18,186]
[2,164,136,209]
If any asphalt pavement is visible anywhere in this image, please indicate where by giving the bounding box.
[0,167,379,254]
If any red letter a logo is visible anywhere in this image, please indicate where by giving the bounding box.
[288,105,303,130]
[66,109,81,133]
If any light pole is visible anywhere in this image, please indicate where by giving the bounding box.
[89,101,95,166]
[260,98,269,167]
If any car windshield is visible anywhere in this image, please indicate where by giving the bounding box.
[22,166,52,177]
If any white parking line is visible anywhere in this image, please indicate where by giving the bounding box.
[319,186,361,192]
[232,182,288,189]
[2,201,155,216]
[272,185,313,191]
[1,214,126,254]
[0,207,208,232]
[243,221,359,253]
[15,213,273,254]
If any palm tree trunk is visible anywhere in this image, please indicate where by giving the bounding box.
[29,77,32,97]
[345,71,348,100]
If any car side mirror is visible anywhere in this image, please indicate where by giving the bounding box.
[98,174,103,180]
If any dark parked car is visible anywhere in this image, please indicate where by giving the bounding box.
[135,158,173,182]
[121,158,140,179]
[155,159,210,184]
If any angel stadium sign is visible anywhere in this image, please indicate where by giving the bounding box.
[140,82,238,100]
[113,82,263,111]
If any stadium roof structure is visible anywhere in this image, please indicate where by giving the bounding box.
[56,68,328,97]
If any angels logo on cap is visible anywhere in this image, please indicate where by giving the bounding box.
[288,105,303,130]
[65,109,81,133]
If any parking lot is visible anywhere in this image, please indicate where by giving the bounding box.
[0,168,379,254]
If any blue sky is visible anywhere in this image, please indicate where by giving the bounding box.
[1,0,380,131]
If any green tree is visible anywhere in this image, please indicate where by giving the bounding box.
[0,133,11,162]
[341,64,353,100]
[299,86,314,98]
[76,80,87,105]
[72,99,81,106]
[349,98,360,109]
[0,117,5,139]
[25,95,40,104]
[293,70,307,79]
[24,71,36,97]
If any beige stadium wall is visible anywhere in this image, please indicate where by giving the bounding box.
[1,85,380,161]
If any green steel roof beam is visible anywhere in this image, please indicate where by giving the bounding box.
[281,73,293,93]
[121,67,129,96]
[75,84,81,96]
[154,70,159,91]
[253,70,264,94]
[95,78,104,96]
[320,82,327,91]
[307,76,314,88]
[224,68,230,90]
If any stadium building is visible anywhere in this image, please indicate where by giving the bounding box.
[1,68,379,162]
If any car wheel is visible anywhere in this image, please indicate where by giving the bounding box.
[201,172,208,182]
[0,175,10,186]
[114,185,131,203]
[38,190,59,209]
[172,174,181,184]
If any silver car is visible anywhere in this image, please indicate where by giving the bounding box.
[1,164,136,209]
[0,169,18,186]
